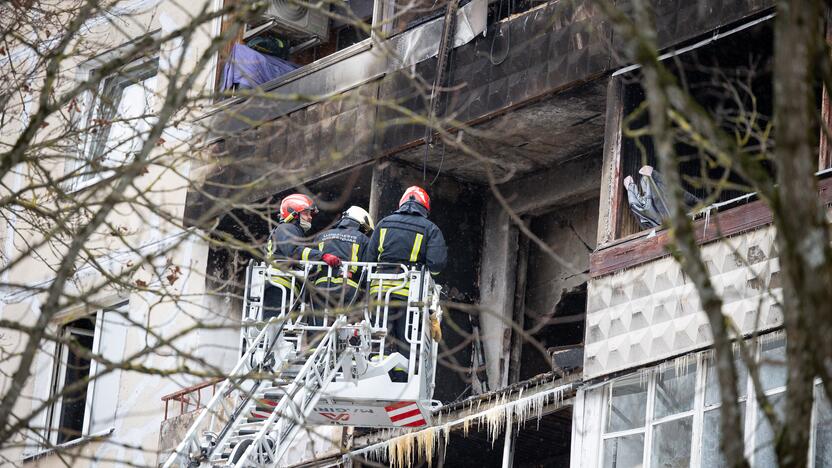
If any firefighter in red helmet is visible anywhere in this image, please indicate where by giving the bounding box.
[264,194,341,321]
[367,186,446,381]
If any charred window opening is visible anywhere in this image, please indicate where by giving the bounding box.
[519,286,586,381]
[351,407,572,467]
[205,166,373,297]
[373,161,485,402]
[511,198,596,384]
[512,407,572,467]
[616,21,775,239]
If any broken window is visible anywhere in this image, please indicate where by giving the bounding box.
[615,21,775,238]
[512,199,595,383]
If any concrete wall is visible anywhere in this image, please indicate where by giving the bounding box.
[477,155,602,389]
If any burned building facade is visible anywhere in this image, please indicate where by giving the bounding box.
[172,0,832,466]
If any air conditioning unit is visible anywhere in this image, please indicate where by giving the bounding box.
[249,0,330,43]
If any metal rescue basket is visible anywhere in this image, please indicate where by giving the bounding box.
[164,260,444,467]
[241,260,443,428]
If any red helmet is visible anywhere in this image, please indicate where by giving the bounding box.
[279,194,317,222]
[399,186,430,212]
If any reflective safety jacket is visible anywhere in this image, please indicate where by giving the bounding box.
[313,217,371,288]
[366,201,447,296]
[267,221,326,262]
[266,221,326,294]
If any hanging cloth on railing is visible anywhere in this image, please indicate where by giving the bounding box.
[220,44,297,91]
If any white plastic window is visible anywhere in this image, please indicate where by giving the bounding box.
[73,58,158,189]
[34,302,129,452]
[598,334,828,468]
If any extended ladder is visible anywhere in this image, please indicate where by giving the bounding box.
[162,316,349,467]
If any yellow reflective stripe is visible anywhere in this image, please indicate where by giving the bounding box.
[318,242,324,251]
[270,275,301,294]
[350,243,360,273]
[409,233,423,263]
[369,280,410,297]
[302,247,312,261]
[369,287,410,297]
[315,276,360,289]
[378,228,387,255]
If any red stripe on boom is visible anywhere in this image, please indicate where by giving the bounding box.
[385,401,414,412]
[390,408,422,422]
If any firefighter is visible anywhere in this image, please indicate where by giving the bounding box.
[312,206,375,312]
[367,186,446,378]
[264,194,341,322]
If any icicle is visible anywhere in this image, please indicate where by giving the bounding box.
[703,205,712,236]
[354,383,575,468]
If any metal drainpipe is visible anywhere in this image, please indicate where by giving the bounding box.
[501,416,515,468]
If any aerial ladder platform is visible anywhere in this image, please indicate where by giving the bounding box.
[163,260,443,467]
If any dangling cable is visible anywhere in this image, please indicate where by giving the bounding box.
[423,0,461,182]
[489,0,511,65]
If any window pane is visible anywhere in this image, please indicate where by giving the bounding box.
[57,331,94,444]
[105,76,157,165]
[607,377,648,432]
[752,392,785,467]
[759,336,786,392]
[815,385,832,468]
[654,361,696,419]
[650,416,693,468]
[603,434,644,468]
[702,406,747,468]
[705,353,748,406]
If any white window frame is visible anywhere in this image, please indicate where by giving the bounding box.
[597,333,825,468]
[68,45,159,192]
[45,313,99,446]
[41,301,128,450]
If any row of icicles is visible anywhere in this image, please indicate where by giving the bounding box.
[356,383,569,468]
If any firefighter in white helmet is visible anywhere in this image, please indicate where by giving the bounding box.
[311,205,375,310]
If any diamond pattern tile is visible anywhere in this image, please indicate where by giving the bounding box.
[585,226,783,379]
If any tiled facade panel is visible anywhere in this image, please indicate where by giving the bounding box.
[612,0,774,57]
[584,226,782,378]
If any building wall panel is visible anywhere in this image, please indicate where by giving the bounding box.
[583,225,782,379]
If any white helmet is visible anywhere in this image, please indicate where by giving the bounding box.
[343,206,374,234]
